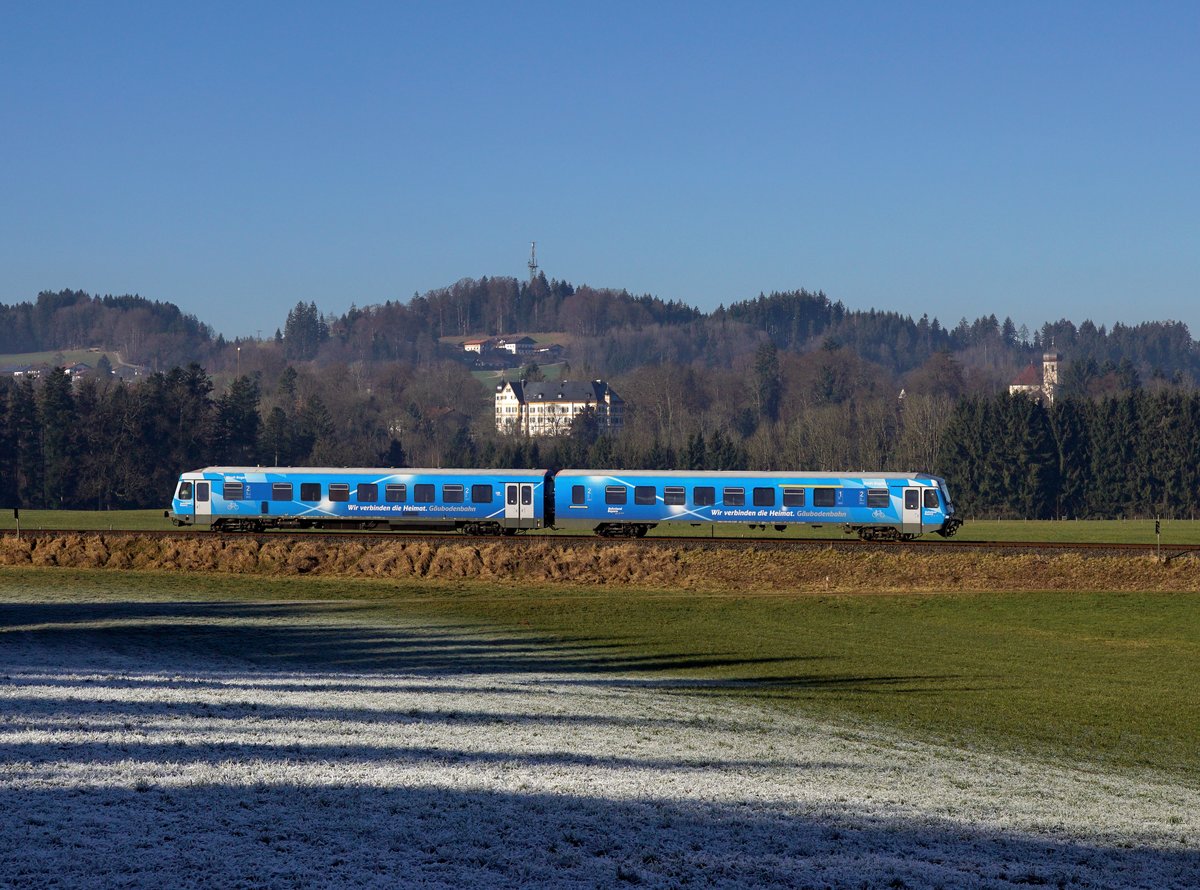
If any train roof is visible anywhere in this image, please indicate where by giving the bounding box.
[185,467,550,476]
[553,469,943,481]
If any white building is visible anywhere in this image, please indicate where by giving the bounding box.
[1009,352,1061,403]
[495,380,624,437]
[497,336,537,356]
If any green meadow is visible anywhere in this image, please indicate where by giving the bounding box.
[3,509,1199,546]
[2,567,1197,782]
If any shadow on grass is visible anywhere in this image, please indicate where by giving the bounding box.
[0,600,862,685]
[1,779,1195,889]
[3,602,1198,888]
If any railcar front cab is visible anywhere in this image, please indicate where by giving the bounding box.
[167,471,212,527]
[849,476,962,541]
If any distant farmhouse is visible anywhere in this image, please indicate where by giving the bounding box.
[1009,351,1061,403]
[464,335,559,360]
[2,356,144,382]
[495,380,624,437]
[498,336,537,356]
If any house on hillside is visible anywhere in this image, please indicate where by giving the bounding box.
[495,379,624,437]
[1009,351,1061,403]
[463,338,494,354]
[497,336,537,357]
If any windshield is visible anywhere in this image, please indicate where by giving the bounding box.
[938,479,954,513]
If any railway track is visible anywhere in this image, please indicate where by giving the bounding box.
[5,527,1198,560]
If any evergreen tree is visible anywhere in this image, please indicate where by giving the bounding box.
[214,376,262,465]
[753,341,782,422]
[684,431,706,470]
[38,368,76,507]
[1012,397,1058,518]
[9,377,42,507]
[283,302,326,360]
[258,407,287,466]
[1047,399,1089,518]
[0,380,13,507]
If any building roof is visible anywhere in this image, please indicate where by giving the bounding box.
[1010,364,1042,387]
[523,380,619,403]
[498,379,622,404]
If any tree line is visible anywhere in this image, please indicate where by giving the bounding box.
[3,355,1198,519]
[4,283,1200,520]
[10,286,1199,392]
[940,391,1200,520]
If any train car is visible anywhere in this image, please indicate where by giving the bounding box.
[168,467,550,534]
[552,469,961,540]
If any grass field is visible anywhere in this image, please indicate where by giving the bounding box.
[0,347,119,369]
[471,360,568,388]
[3,567,1196,782]
[3,509,1199,546]
[0,509,166,531]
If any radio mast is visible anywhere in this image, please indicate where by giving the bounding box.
[528,241,538,282]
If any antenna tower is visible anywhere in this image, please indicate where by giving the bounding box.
[528,241,538,282]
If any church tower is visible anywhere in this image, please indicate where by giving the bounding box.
[1042,352,1060,403]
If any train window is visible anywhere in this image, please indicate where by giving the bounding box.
[196,482,209,503]
[752,487,775,507]
[300,483,321,502]
[357,483,378,502]
[329,484,350,502]
[664,486,685,506]
[415,484,435,503]
[385,484,406,503]
[782,487,805,507]
[866,489,890,508]
[693,486,716,507]
[571,485,585,505]
[924,489,940,509]
[723,487,745,506]
[634,485,656,505]
[521,485,532,506]
[443,484,465,503]
[471,484,493,504]
[605,486,628,505]
[223,481,244,500]
[507,486,518,505]
[904,489,920,510]
[271,483,293,501]
[813,487,837,507]
[177,481,193,500]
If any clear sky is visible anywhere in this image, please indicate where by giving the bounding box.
[2,1,1197,341]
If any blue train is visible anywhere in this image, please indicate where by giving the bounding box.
[169,466,961,541]
[168,467,548,534]
[553,470,958,540]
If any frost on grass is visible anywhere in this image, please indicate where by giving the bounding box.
[2,618,1199,888]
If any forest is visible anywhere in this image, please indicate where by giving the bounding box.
[1,284,1198,518]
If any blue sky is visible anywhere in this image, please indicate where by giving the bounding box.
[2,1,1196,340]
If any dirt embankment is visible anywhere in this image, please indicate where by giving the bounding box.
[2,534,1200,593]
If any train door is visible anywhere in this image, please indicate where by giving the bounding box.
[902,487,923,536]
[194,481,212,524]
[504,482,534,527]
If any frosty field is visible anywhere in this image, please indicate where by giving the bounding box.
[2,572,1199,888]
